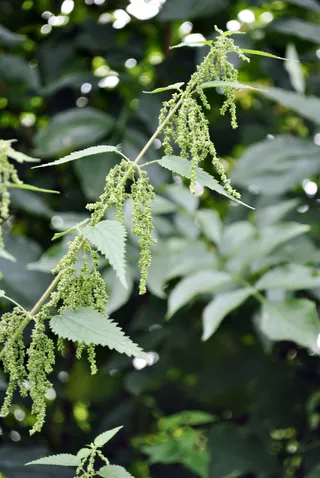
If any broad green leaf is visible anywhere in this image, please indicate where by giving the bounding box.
[202,80,264,92]
[98,465,134,478]
[256,265,320,291]
[152,195,178,215]
[271,19,320,44]
[159,156,253,209]
[285,43,304,94]
[259,299,320,354]
[33,145,120,169]
[241,49,292,61]
[197,209,222,245]
[50,307,148,359]
[167,270,234,318]
[0,54,39,91]
[232,136,320,195]
[34,108,114,157]
[6,183,59,194]
[257,87,320,124]
[170,41,212,48]
[42,72,98,96]
[52,219,90,241]
[94,426,123,447]
[256,199,299,228]
[219,221,256,257]
[0,24,25,47]
[26,454,81,467]
[7,148,40,163]
[143,82,184,94]
[202,288,253,341]
[159,411,215,431]
[82,220,127,289]
[76,448,91,459]
[0,248,16,262]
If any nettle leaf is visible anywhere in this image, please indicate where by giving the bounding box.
[202,80,264,92]
[52,219,90,241]
[196,209,222,245]
[256,264,320,291]
[6,183,59,194]
[143,82,185,94]
[26,454,81,467]
[170,40,213,49]
[202,288,253,341]
[33,145,120,169]
[82,220,127,289]
[167,270,234,318]
[241,49,292,61]
[259,299,320,354]
[7,148,40,163]
[98,465,134,478]
[0,247,16,262]
[76,448,91,459]
[50,307,148,360]
[158,156,253,209]
[94,426,123,447]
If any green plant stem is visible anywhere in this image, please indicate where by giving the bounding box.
[0,271,63,362]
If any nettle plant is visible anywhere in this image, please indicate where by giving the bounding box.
[0,26,287,461]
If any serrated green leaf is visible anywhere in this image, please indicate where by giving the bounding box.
[202,80,265,92]
[241,49,294,61]
[7,148,40,163]
[143,82,184,94]
[0,248,16,262]
[76,448,91,459]
[167,270,234,318]
[259,299,320,354]
[52,219,90,241]
[159,156,254,209]
[82,220,127,289]
[255,264,320,291]
[94,426,123,447]
[5,183,59,194]
[202,288,253,341]
[170,40,213,49]
[50,307,148,360]
[26,453,81,467]
[33,145,120,169]
[98,465,134,478]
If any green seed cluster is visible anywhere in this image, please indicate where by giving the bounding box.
[159,27,249,196]
[131,170,156,294]
[76,447,109,477]
[0,140,22,247]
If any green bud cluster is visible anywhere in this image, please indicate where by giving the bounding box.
[131,170,156,294]
[0,140,22,247]
[159,27,249,196]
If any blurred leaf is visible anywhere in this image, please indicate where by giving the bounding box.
[34,145,120,169]
[256,264,320,291]
[158,0,227,20]
[208,423,277,477]
[307,464,320,477]
[197,209,222,244]
[26,454,80,467]
[98,465,134,478]
[167,270,234,318]
[260,299,320,353]
[159,156,253,208]
[0,248,16,262]
[0,24,25,47]
[285,43,305,94]
[287,0,320,10]
[82,220,127,289]
[34,108,114,157]
[219,221,256,257]
[143,82,185,94]
[202,288,253,341]
[50,307,148,359]
[255,199,299,228]
[94,426,123,447]
[232,136,320,195]
[257,87,320,124]
[42,73,98,96]
[104,267,134,315]
[271,19,320,44]
[158,411,215,430]
[0,54,39,91]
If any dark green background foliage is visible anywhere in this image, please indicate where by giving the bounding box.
[1,0,320,477]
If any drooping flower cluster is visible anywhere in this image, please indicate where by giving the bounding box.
[0,140,22,247]
[159,27,249,196]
